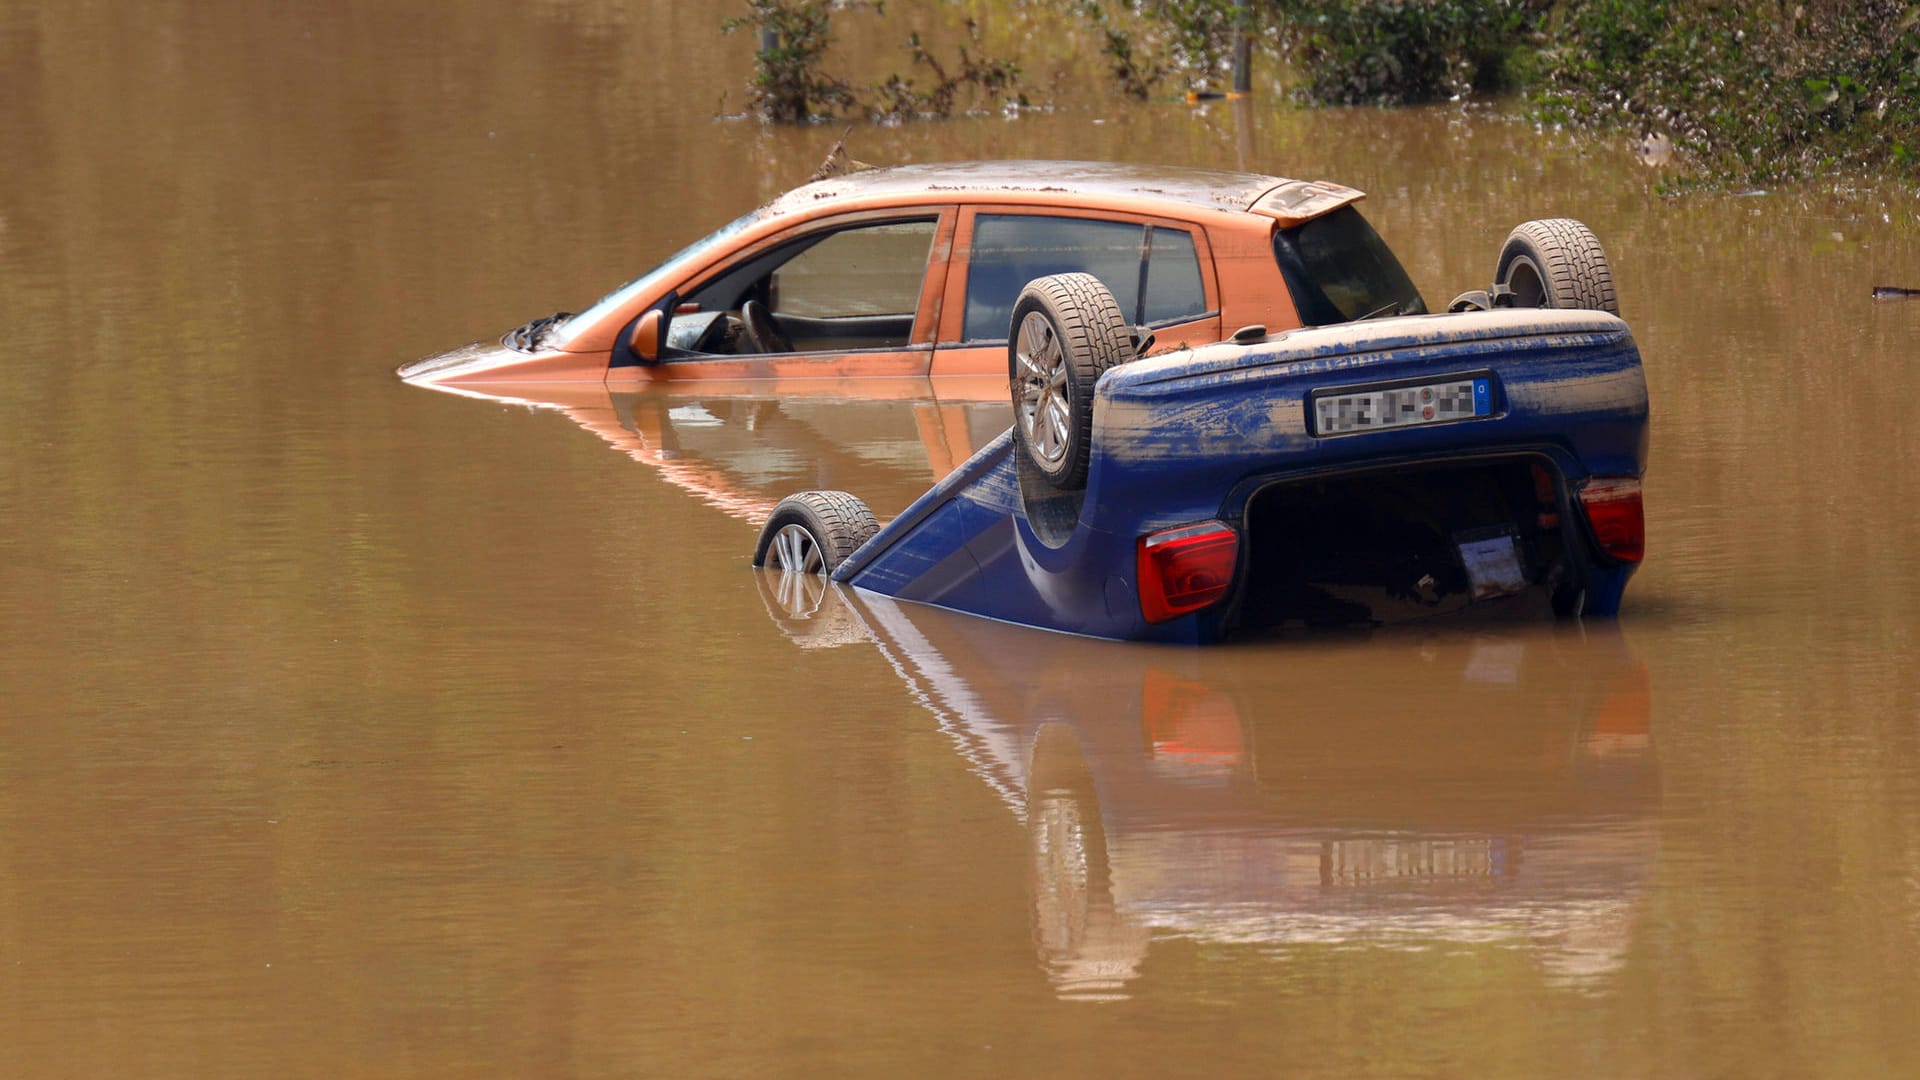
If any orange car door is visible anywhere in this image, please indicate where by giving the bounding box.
[930,207,1222,378]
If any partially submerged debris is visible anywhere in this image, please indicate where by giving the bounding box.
[805,129,876,183]
[1634,133,1674,169]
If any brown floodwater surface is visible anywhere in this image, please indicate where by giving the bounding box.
[3,1,1920,1076]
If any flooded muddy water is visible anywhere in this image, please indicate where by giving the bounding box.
[3,1,1919,1075]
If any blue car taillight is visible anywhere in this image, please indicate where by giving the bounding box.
[1137,521,1239,624]
[1577,477,1645,564]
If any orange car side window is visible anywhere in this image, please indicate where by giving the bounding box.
[774,221,934,320]
[683,218,938,356]
[961,216,1209,342]
[1140,227,1206,325]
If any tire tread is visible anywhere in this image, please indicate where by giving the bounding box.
[1008,272,1131,491]
[752,490,880,571]
[1500,218,1619,315]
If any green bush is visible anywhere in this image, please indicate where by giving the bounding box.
[723,0,1920,184]
[1134,0,1919,182]
[1272,0,1538,105]
[869,22,1023,121]
[1072,0,1540,104]
[1527,0,1920,182]
[722,0,861,123]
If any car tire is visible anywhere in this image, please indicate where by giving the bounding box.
[1009,273,1133,491]
[752,490,879,574]
[1025,723,1147,1000]
[1495,218,1619,315]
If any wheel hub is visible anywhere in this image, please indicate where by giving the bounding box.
[768,523,825,574]
[1015,312,1071,467]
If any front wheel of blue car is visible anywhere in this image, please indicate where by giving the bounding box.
[752,490,880,575]
[1010,273,1133,491]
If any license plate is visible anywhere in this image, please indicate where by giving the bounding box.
[1456,530,1527,601]
[1312,376,1492,436]
[1321,837,1512,885]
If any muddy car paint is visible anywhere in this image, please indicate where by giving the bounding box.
[832,308,1650,644]
[396,162,1372,389]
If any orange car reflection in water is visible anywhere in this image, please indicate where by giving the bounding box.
[409,374,1012,523]
[1140,668,1246,773]
[762,585,1659,1002]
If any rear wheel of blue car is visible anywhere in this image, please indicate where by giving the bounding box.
[1496,219,1619,315]
[753,490,879,575]
[1010,273,1133,491]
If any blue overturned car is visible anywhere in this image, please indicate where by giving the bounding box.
[752,215,1648,645]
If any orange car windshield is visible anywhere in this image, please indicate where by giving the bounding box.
[553,209,763,346]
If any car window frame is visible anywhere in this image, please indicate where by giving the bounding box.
[554,208,764,351]
[938,206,1220,347]
[663,207,957,361]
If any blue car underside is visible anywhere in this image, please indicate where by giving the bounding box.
[833,308,1649,644]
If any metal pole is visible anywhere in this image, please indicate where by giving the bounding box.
[1230,0,1252,97]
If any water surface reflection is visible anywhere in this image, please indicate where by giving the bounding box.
[774,585,1658,1002]
[407,376,1012,522]
[6,0,1920,1071]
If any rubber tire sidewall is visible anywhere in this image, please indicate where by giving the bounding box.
[751,490,879,573]
[1494,218,1620,315]
[1006,273,1132,492]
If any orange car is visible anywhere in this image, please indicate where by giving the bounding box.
[397,160,1421,389]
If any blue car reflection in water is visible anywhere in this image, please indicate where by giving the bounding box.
[758,580,1660,1002]
[404,338,1660,1000]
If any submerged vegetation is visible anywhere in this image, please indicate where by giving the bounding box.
[726,0,1920,185]
[721,0,863,123]
[870,24,1024,121]
[1100,0,1920,182]
[1524,0,1920,184]
[1270,0,1537,104]
[723,0,1025,122]
[1090,0,1533,104]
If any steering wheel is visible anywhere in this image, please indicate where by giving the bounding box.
[740,300,793,354]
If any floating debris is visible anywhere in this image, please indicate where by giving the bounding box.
[806,128,876,184]
[1634,132,1674,168]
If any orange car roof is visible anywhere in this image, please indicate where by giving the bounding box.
[767,160,1363,226]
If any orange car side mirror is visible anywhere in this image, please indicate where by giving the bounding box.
[629,309,663,362]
